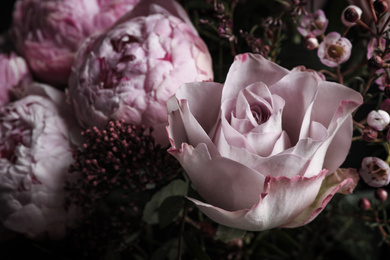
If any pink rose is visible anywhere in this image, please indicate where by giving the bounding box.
[11,0,139,86]
[0,52,31,105]
[167,53,362,231]
[68,0,213,145]
[0,83,82,239]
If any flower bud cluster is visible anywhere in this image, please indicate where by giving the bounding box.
[358,188,388,211]
[66,119,182,256]
[296,9,352,67]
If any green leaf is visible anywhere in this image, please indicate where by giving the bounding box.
[158,196,186,229]
[214,225,246,243]
[142,179,188,224]
[182,232,211,260]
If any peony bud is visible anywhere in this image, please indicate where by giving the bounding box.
[68,0,213,145]
[367,109,390,131]
[358,198,371,210]
[360,157,390,187]
[374,0,389,14]
[0,83,82,239]
[303,34,319,50]
[375,188,388,202]
[362,126,378,142]
[11,0,140,87]
[341,5,362,27]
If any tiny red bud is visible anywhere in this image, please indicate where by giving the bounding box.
[374,0,388,14]
[344,7,360,23]
[362,126,378,142]
[368,56,384,70]
[304,34,319,50]
[358,198,371,210]
[375,188,388,202]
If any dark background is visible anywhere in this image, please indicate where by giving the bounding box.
[0,1,16,34]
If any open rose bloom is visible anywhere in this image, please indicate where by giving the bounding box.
[0,84,82,239]
[68,0,213,145]
[11,0,140,86]
[167,53,362,231]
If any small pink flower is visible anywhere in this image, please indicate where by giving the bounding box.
[0,83,82,239]
[367,109,390,131]
[297,9,328,37]
[317,32,352,67]
[360,157,390,187]
[0,52,31,105]
[341,5,362,27]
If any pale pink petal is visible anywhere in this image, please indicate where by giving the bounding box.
[269,71,319,144]
[283,168,359,228]
[168,143,265,211]
[188,170,328,231]
[222,53,289,102]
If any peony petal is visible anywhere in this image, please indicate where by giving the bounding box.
[222,53,289,102]
[283,168,359,228]
[188,170,328,231]
[168,143,265,211]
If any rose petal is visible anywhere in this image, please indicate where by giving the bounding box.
[282,168,359,228]
[221,53,289,102]
[168,143,265,211]
[187,170,328,231]
[269,71,319,145]
[167,82,223,157]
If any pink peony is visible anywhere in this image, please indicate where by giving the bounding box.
[0,83,82,239]
[0,52,31,105]
[68,0,213,145]
[317,32,352,67]
[297,9,328,37]
[11,0,140,86]
[166,53,362,231]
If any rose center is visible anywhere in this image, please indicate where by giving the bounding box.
[250,104,270,124]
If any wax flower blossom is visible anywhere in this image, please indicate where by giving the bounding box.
[297,9,328,37]
[367,109,390,131]
[317,32,352,67]
[167,53,362,231]
[68,0,213,145]
[360,157,390,187]
[341,5,363,27]
[0,83,82,239]
[11,0,140,86]
[0,52,31,105]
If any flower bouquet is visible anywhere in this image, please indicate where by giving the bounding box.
[0,0,390,259]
